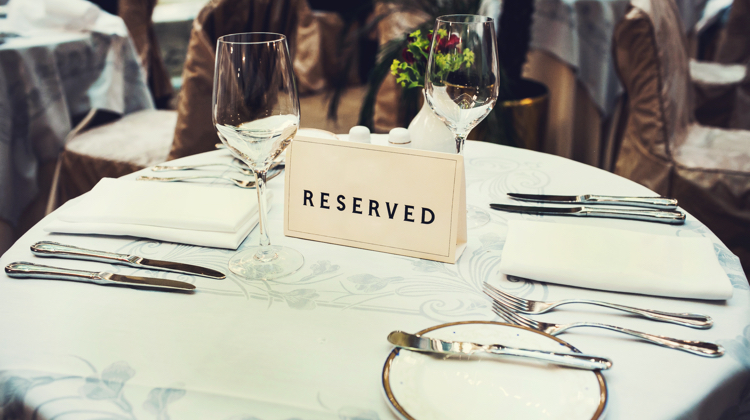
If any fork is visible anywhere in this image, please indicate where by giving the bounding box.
[491,302,724,357]
[151,157,284,175]
[483,282,712,329]
[151,162,254,175]
[137,166,283,188]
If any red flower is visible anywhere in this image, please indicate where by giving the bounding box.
[402,47,415,64]
[436,34,460,53]
[443,34,460,51]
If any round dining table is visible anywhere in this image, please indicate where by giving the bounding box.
[0,137,747,420]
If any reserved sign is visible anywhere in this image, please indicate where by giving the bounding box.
[284,136,467,263]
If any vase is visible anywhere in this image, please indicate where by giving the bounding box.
[408,90,455,153]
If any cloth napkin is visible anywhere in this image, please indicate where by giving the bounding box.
[6,0,127,36]
[499,220,733,300]
[44,178,268,249]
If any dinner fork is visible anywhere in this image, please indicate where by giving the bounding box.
[151,157,284,175]
[491,302,724,357]
[483,282,713,329]
[136,167,283,188]
[151,162,254,175]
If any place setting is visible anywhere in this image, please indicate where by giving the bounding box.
[0,3,747,420]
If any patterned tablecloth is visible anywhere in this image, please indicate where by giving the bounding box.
[0,25,153,225]
[0,139,748,420]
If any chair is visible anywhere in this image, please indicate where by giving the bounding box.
[613,0,750,274]
[55,0,306,205]
[118,0,174,108]
[169,0,305,159]
[691,0,750,130]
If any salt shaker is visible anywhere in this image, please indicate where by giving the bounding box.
[349,126,371,144]
[388,127,411,148]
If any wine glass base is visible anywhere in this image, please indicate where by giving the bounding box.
[467,205,491,229]
[228,245,304,280]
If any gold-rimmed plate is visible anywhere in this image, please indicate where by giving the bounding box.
[382,321,607,420]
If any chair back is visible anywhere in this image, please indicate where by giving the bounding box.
[612,0,691,194]
[168,0,305,159]
[715,0,750,65]
[118,0,173,106]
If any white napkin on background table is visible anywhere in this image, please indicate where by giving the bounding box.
[44,178,267,249]
[499,220,733,300]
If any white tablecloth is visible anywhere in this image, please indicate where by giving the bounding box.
[0,25,153,226]
[0,140,748,420]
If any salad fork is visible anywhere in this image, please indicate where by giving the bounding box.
[483,282,713,329]
[491,302,724,357]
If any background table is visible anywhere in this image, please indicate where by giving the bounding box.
[480,0,717,169]
[0,139,747,419]
[0,23,153,252]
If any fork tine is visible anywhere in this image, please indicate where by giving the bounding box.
[483,282,526,306]
[483,286,526,311]
[491,302,519,325]
[492,302,537,330]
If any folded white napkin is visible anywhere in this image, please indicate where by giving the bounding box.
[499,220,733,300]
[44,178,268,249]
[6,0,127,36]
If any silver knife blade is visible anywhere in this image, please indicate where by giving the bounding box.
[5,262,196,291]
[490,203,583,214]
[508,193,583,202]
[387,331,612,370]
[31,241,225,279]
[136,258,225,279]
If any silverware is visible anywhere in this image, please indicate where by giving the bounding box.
[151,157,284,175]
[489,203,686,225]
[508,193,678,210]
[152,162,254,175]
[388,330,612,370]
[491,302,724,357]
[5,262,196,292]
[484,282,712,329]
[136,166,283,188]
[31,241,225,279]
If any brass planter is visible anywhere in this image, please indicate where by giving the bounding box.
[471,78,549,150]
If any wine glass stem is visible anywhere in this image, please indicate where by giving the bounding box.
[455,134,467,155]
[253,169,274,262]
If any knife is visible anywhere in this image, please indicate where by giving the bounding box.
[489,203,686,225]
[387,331,612,370]
[30,241,225,279]
[508,193,678,210]
[5,262,196,292]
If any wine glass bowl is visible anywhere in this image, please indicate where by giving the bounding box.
[424,15,500,154]
[213,32,304,279]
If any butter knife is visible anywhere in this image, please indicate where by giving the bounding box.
[489,203,686,225]
[508,193,678,209]
[5,262,196,291]
[31,241,225,279]
[388,331,612,370]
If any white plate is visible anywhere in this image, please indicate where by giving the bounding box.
[382,321,607,420]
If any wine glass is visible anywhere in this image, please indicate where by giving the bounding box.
[213,32,304,279]
[424,15,499,228]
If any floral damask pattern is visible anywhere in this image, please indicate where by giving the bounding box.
[718,325,750,369]
[0,359,185,420]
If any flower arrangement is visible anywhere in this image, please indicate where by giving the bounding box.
[390,29,475,89]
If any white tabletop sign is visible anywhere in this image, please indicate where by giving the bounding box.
[284,136,467,263]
